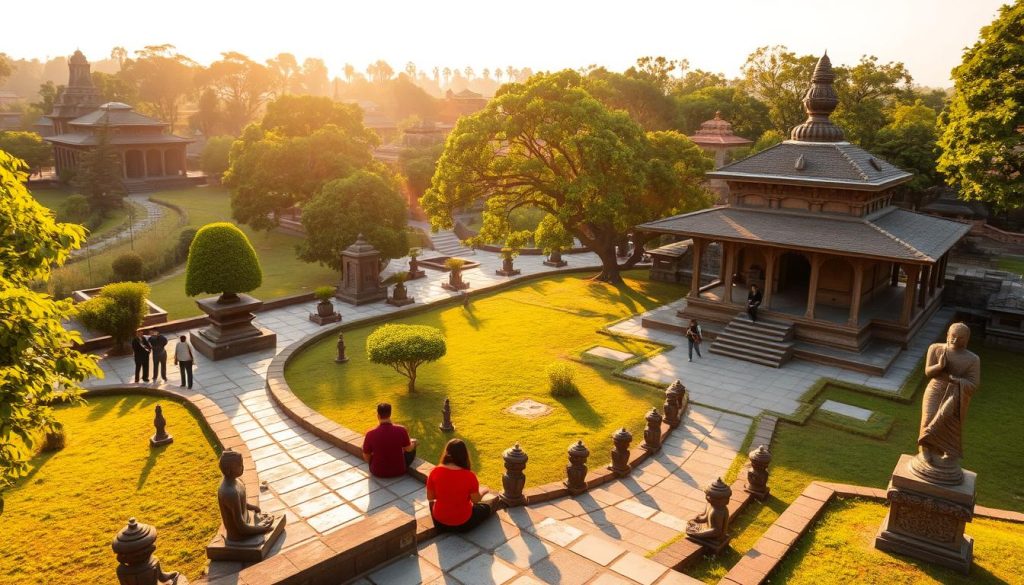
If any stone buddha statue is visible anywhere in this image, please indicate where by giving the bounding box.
[217,450,275,542]
[911,322,981,485]
[685,478,732,551]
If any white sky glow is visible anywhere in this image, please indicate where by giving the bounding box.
[3,0,1007,87]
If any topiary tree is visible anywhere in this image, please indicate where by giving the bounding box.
[111,252,144,282]
[185,222,262,302]
[366,324,447,392]
[76,281,150,354]
[535,214,574,255]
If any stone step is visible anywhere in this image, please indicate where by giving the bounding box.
[721,322,793,347]
[729,314,795,340]
[708,344,784,368]
[712,337,791,360]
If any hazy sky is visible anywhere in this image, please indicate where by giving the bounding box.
[4,0,1007,87]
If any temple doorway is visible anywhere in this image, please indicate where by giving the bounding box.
[779,252,811,293]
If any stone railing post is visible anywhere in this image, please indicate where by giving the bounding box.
[642,408,663,452]
[665,379,687,427]
[744,445,772,501]
[439,398,455,432]
[500,443,528,507]
[112,518,184,585]
[564,440,590,495]
[609,427,633,476]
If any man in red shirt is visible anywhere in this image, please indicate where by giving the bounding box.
[362,403,418,477]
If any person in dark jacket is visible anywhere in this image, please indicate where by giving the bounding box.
[148,329,169,382]
[131,329,152,383]
[686,319,703,361]
[747,284,763,323]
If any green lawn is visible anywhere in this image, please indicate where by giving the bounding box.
[32,187,131,241]
[996,256,1024,276]
[147,188,338,319]
[774,498,1024,584]
[0,395,221,583]
[687,345,1024,582]
[285,271,683,489]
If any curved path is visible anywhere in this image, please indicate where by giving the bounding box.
[72,195,172,258]
[84,249,944,584]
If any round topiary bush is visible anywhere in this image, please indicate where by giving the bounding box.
[185,222,262,301]
[546,362,580,397]
[175,228,198,262]
[112,252,144,282]
[314,286,335,302]
[366,324,447,392]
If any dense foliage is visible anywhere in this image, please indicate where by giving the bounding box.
[365,324,447,392]
[111,252,144,282]
[423,70,714,283]
[297,170,408,272]
[0,151,101,512]
[533,214,574,255]
[199,135,235,181]
[0,131,52,176]
[185,222,262,297]
[938,1,1024,209]
[76,281,150,354]
[70,126,125,214]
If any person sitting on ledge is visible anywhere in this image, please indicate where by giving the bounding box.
[362,402,418,477]
[427,438,491,533]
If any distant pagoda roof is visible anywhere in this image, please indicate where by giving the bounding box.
[689,112,753,147]
[69,49,89,65]
[707,53,911,192]
[69,102,168,128]
[46,102,192,147]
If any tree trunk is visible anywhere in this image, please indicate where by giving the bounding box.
[593,245,624,284]
[620,232,653,270]
[408,370,417,392]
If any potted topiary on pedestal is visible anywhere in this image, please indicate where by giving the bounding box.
[310,285,342,325]
[387,272,415,306]
[185,222,276,360]
[536,214,572,267]
[496,247,522,277]
[407,247,426,280]
[442,257,470,291]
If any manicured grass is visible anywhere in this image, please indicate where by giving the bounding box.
[996,256,1024,276]
[32,187,131,241]
[285,271,684,489]
[774,498,1024,584]
[147,187,338,319]
[687,345,1024,582]
[0,395,221,583]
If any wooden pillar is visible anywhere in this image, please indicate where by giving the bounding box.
[763,248,777,309]
[848,260,864,327]
[918,265,930,308]
[805,253,821,319]
[688,238,704,299]
[938,254,948,287]
[142,150,149,178]
[928,261,938,297]
[890,262,900,287]
[900,265,920,325]
[722,242,736,304]
[120,152,127,179]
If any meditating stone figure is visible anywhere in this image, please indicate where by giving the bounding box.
[911,322,981,485]
[685,477,732,552]
[217,450,275,542]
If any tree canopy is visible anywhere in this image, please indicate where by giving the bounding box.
[0,151,101,512]
[185,222,262,298]
[422,70,713,283]
[365,324,446,392]
[0,131,52,176]
[297,170,408,272]
[938,1,1024,209]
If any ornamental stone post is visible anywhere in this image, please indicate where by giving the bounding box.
[439,398,455,432]
[744,445,772,501]
[564,440,590,495]
[334,332,349,363]
[500,443,529,507]
[112,518,185,585]
[609,427,633,476]
[642,408,663,452]
[149,405,173,447]
[666,379,687,424]
[663,391,680,428]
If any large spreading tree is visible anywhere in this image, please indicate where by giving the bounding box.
[421,70,713,284]
[938,1,1024,209]
[0,151,101,513]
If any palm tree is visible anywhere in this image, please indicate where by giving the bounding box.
[442,67,451,87]
[343,63,355,83]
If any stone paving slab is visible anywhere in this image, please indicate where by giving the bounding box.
[820,400,873,421]
[584,346,636,362]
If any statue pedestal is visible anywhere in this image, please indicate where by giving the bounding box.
[191,294,277,361]
[149,434,173,447]
[684,533,731,555]
[206,515,286,562]
[875,454,975,574]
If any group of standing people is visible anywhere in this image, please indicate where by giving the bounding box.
[131,329,195,389]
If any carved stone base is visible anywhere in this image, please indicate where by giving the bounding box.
[442,282,470,291]
[335,287,387,306]
[149,435,173,447]
[309,312,342,325]
[387,296,415,307]
[206,515,286,562]
[874,454,975,574]
[191,328,276,361]
[192,295,277,360]
[543,259,568,268]
[685,534,730,555]
[407,268,426,280]
[495,268,521,277]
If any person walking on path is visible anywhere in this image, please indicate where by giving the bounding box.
[747,284,763,323]
[131,330,151,383]
[362,403,418,478]
[149,329,169,382]
[686,319,703,361]
[173,335,194,389]
[427,438,491,533]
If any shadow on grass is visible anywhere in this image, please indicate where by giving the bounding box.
[137,442,167,490]
[552,391,604,429]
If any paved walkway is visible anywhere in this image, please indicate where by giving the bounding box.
[84,249,949,583]
[71,194,171,257]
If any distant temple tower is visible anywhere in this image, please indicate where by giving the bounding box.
[689,112,753,202]
[49,50,104,135]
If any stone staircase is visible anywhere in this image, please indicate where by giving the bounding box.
[709,313,795,368]
[429,230,475,256]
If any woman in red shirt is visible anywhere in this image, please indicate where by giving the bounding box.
[426,438,491,532]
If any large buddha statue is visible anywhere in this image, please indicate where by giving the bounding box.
[217,450,275,542]
[911,322,981,485]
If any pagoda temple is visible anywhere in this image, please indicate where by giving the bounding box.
[45,51,193,190]
[689,112,753,201]
[637,54,970,373]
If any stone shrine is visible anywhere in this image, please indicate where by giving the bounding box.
[336,234,387,305]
